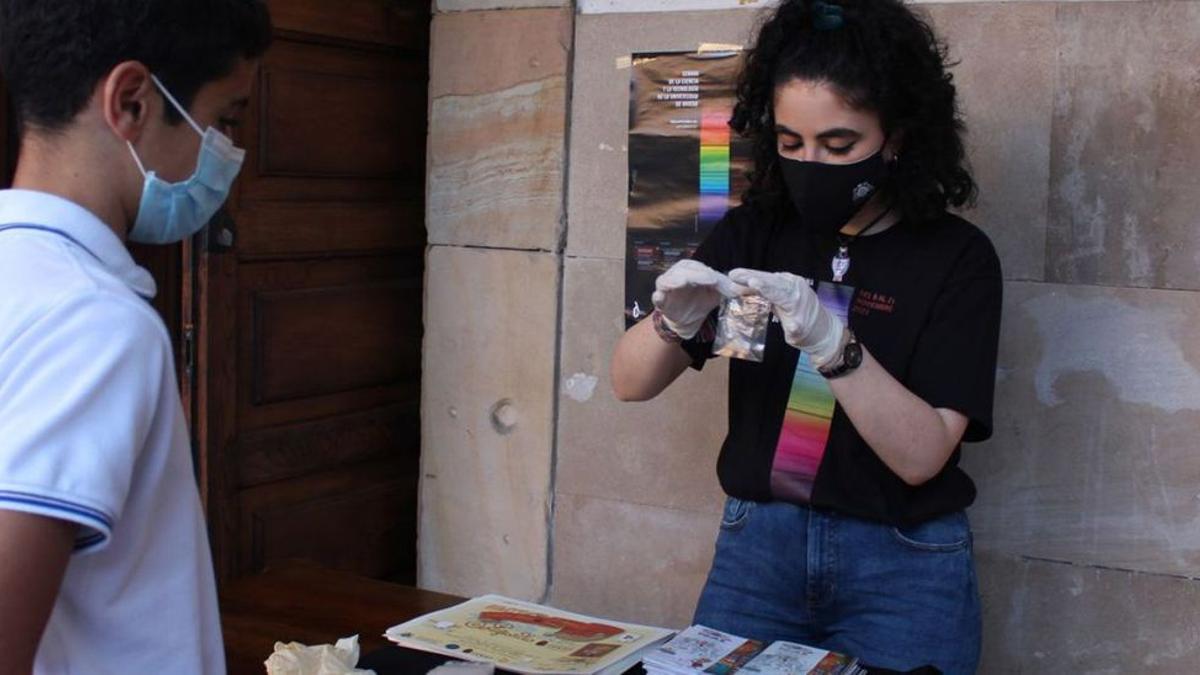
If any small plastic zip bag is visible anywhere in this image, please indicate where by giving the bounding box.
[712,294,771,362]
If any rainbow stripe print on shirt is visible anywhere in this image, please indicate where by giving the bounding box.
[770,281,856,503]
[699,108,731,226]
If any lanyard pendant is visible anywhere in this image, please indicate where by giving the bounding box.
[832,245,851,283]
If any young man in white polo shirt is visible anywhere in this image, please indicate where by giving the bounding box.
[0,2,272,673]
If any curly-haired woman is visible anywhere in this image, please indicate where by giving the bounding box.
[611,1,1002,672]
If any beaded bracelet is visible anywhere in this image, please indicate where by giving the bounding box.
[651,309,685,344]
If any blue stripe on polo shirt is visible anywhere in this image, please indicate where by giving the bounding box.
[74,531,108,551]
[0,490,113,533]
[0,224,154,300]
[0,224,105,265]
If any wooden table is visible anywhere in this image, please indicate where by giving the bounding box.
[220,562,928,675]
[220,562,464,675]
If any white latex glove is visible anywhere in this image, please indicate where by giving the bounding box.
[728,268,845,366]
[652,259,746,339]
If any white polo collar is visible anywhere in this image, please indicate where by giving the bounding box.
[0,189,157,299]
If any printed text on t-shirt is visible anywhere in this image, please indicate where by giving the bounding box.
[852,290,896,316]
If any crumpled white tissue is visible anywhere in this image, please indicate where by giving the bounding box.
[264,635,376,675]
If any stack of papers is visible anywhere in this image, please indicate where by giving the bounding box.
[642,625,763,674]
[642,625,865,675]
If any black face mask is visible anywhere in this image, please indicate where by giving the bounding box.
[779,148,889,235]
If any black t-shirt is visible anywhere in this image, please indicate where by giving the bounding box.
[682,203,1002,526]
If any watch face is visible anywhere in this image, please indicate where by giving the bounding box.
[845,342,864,368]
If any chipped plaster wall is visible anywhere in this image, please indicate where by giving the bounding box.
[421,0,1200,670]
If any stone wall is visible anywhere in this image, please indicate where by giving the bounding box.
[419,1,572,600]
[421,0,1200,670]
[934,2,1200,670]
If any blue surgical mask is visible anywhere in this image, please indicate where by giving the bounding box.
[126,75,246,245]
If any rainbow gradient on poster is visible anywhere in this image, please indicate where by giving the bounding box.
[699,109,731,226]
[770,282,856,503]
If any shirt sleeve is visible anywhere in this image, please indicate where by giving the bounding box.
[904,231,1004,443]
[678,209,740,371]
[0,292,168,553]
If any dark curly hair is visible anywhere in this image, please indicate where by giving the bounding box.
[732,0,975,224]
[0,0,273,134]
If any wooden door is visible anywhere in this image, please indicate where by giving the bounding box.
[198,0,429,583]
[1,78,9,182]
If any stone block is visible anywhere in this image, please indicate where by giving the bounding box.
[964,281,1200,578]
[419,246,559,599]
[976,551,1200,673]
[549,492,720,629]
[428,9,571,250]
[427,81,566,250]
[925,2,1055,282]
[556,256,728,514]
[566,10,760,259]
[1047,1,1200,289]
[430,9,571,99]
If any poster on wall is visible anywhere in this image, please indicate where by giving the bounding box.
[581,0,777,14]
[625,50,754,325]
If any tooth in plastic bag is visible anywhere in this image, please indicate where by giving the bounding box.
[712,294,771,362]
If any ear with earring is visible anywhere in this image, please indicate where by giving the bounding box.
[883,132,904,166]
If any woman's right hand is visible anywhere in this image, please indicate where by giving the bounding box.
[652,260,745,339]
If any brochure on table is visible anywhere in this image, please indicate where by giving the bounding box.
[385,594,674,675]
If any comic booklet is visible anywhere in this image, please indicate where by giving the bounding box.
[641,625,764,674]
[642,625,865,675]
[385,594,673,675]
[739,640,864,675]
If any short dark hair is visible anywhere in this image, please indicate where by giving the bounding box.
[0,0,273,133]
[733,0,976,224]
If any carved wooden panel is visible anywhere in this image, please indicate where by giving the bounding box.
[261,69,409,178]
[235,253,422,431]
[251,283,419,404]
[235,199,425,259]
[237,403,418,489]
[238,38,427,205]
[240,461,418,581]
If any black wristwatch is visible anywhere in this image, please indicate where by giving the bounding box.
[818,330,863,380]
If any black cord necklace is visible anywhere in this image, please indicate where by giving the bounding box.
[831,205,893,283]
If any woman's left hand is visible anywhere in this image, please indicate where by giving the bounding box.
[728,268,845,367]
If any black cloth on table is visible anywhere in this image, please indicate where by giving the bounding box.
[358,646,941,675]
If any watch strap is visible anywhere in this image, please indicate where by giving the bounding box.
[818,329,862,379]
